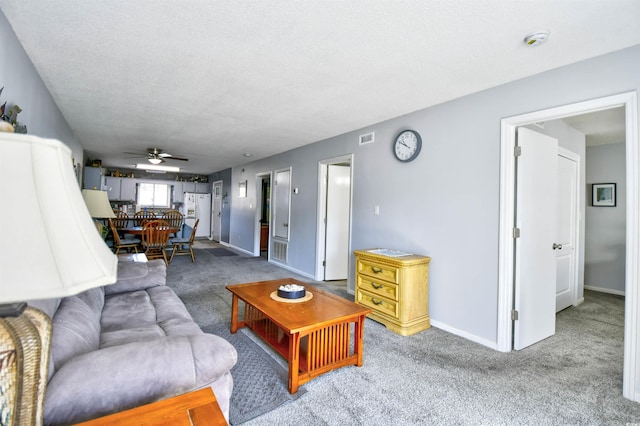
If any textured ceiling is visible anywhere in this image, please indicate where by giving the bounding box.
[2,1,640,174]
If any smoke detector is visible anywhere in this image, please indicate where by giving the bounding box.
[524,31,550,47]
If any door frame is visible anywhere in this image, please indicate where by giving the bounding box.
[497,91,639,401]
[315,154,354,281]
[557,147,582,310]
[253,171,273,257]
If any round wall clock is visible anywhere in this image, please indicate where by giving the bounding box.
[393,129,422,162]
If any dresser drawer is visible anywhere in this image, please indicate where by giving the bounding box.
[357,290,398,319]
[356,275,398,301]
[356,259,399,284]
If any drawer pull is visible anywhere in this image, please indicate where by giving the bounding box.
[371,267,383,274]
[371,282,383,289]
[371,298,383,306]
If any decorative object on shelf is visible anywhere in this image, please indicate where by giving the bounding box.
[0,87,27,134]
[592,183,616,207]
[0,120,14,133]
[392,129,422,162]
[0,133,117,426]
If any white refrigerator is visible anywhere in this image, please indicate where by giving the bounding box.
[183,192,211,238]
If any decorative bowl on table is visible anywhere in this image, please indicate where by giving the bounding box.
[277,284,306,299]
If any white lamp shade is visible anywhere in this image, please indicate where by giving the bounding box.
[0,134,118,303]
[82,189,116,218]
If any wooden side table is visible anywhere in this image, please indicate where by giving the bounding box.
[354,248,431,336]
[74,388,227,426]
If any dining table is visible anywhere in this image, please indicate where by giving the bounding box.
[121,226,180,236]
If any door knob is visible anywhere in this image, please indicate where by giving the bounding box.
[552,243,563,250]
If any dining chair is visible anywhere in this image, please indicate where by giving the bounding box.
[169,219,199,263]
[133,210,156,227]
[112,210,130,230]
[108,218,140,254]
[141,219,171,265]
[161,210,184,237]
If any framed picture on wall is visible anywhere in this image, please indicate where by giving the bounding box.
[239,180,247,198]
[592,183,616,207]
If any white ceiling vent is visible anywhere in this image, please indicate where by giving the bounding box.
[359,132,375,146]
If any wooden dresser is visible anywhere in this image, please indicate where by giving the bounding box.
[354,249,431,336]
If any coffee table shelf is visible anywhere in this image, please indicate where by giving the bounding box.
[226,279,371,393]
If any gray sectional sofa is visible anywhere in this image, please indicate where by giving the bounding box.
[29,258,237,425]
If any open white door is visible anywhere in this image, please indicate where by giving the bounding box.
[324,164,350,280]
[514,127,558,350]
[555,153,578,312]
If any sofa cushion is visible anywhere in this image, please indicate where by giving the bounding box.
[101,290,157,333]
[50,287,104,371]
[104,260,166,295]
[44,334,237,425]
[100,286,203,347]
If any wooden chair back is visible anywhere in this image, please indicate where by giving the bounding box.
[112,210,130,229]
[108,218,139,254]
[161,210,184,229]
[133,210,156,226]
[187,219,199,243]
[141,219,171,264]
[169,219,199,263]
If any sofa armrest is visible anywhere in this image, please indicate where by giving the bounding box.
[104,260,167,295]
[44,334,237,425]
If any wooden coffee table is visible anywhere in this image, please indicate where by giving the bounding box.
[226,278,371,393]
[75,387,227,425]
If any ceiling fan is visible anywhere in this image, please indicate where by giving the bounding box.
[124,148,189,165]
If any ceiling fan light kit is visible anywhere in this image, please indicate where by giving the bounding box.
[135,163,180,172]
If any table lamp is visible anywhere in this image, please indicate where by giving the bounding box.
[82,189,116,220]
[0,134,118,425]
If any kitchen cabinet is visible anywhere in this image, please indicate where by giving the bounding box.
[182,182,196,193]
[83,167,105,190]
[120,178,137,202]
[172,182,183,203]
[105,177,121,200]
[105,177,137,201]
[354,249,431,336]
[196,182,210,193]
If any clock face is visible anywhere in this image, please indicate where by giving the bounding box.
[393,130,422,162]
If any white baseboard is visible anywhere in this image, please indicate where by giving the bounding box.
[268,260,315,280]
[227,244,254,257]
[430,319,498,351]
[584,285,625,296]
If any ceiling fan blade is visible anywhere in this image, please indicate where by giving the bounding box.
[124,152,146,156]
[164,156,189,161]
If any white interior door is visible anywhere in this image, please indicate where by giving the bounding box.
[556,153,578,312]
[514,127,558,350]
[273,169,291,240]
[324,164,350,280]
[212,181,222,242]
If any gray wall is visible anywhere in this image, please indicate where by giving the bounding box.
[585,143,626,294]
[0,11,81,163]
[228,44,640,348]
